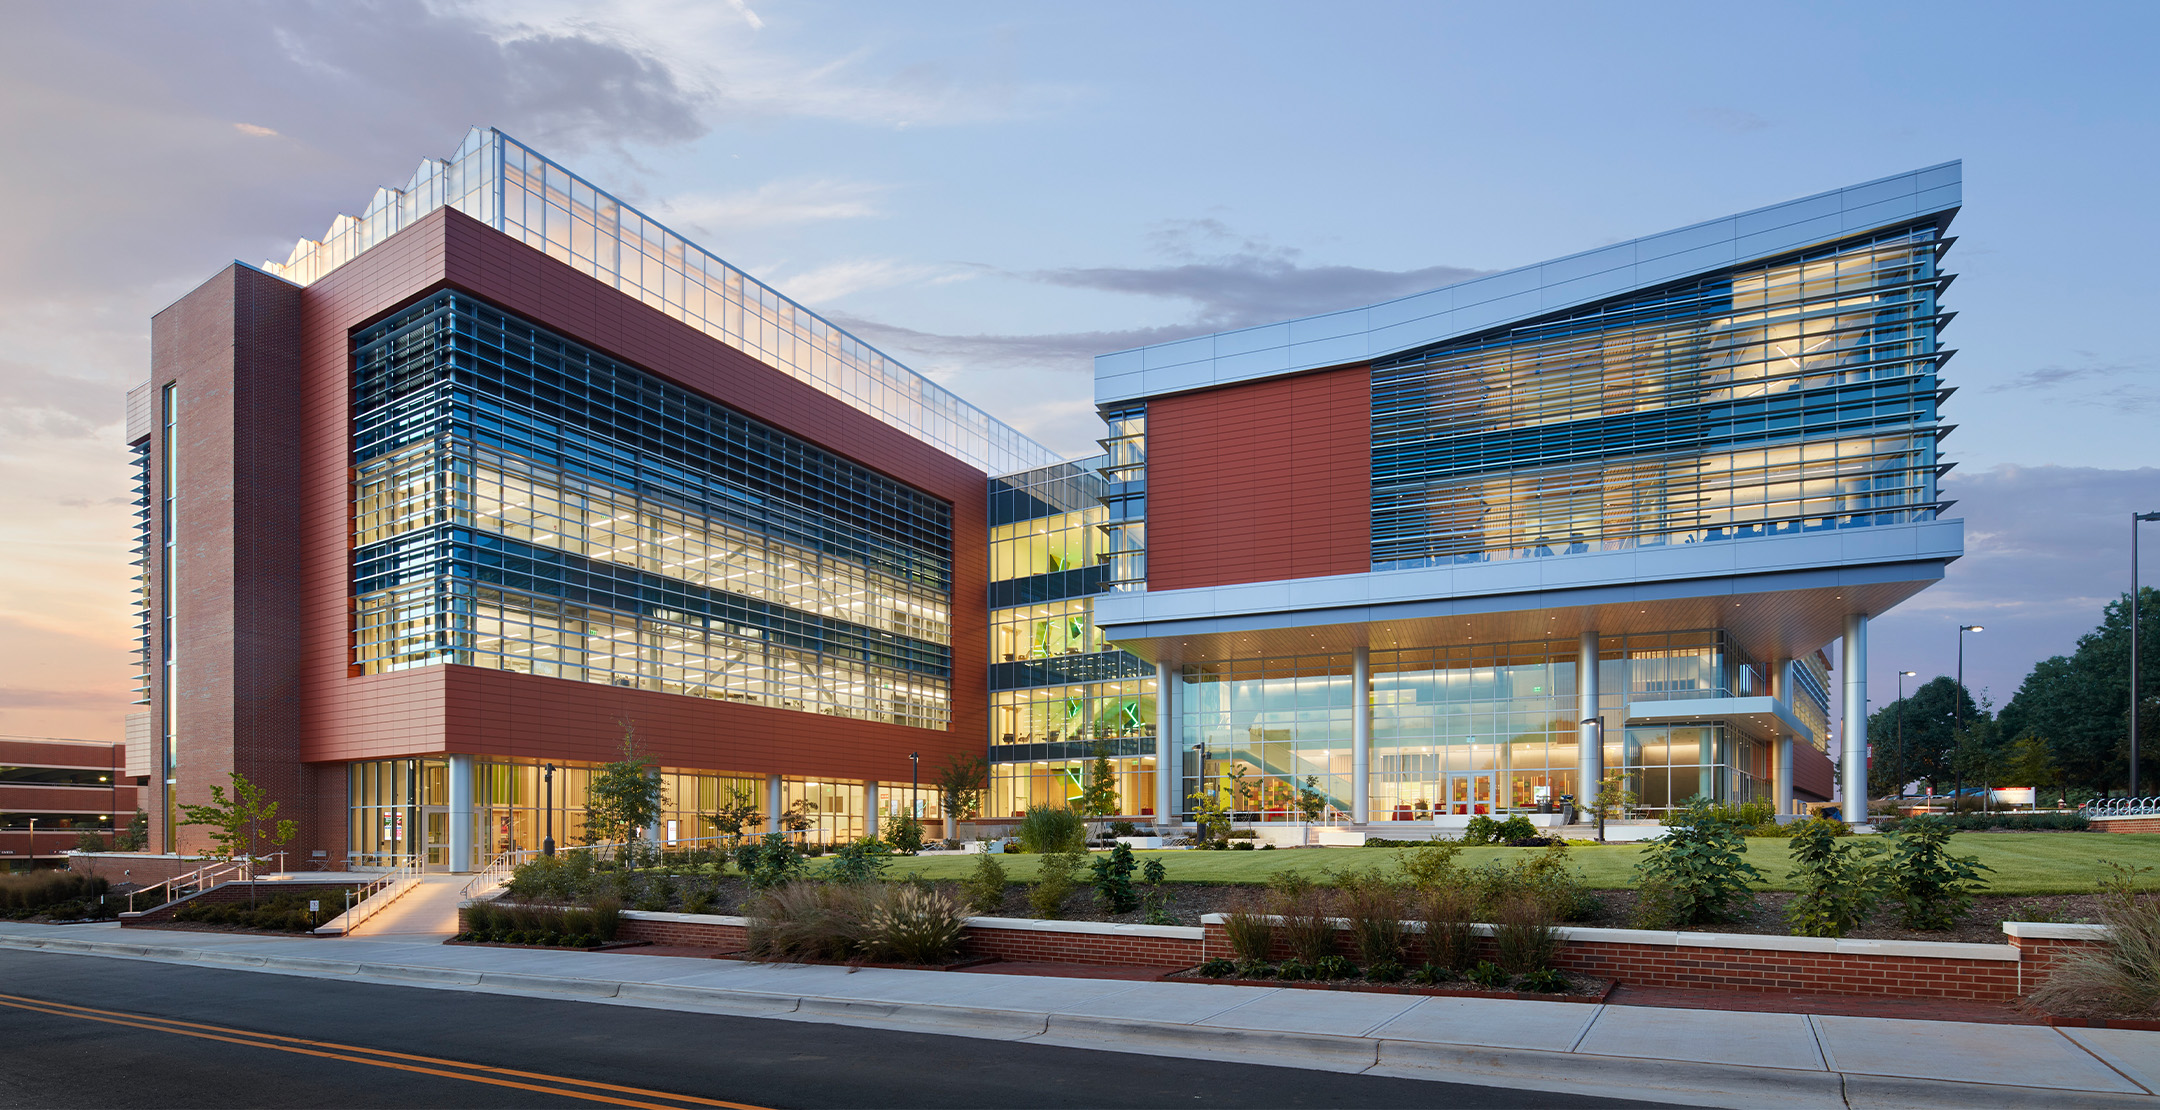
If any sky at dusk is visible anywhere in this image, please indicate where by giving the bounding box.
[0,0,2154,744]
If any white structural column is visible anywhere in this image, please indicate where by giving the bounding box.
[447,753,474,873]
[1842,613,1869,817]
[1352,647,1372,825]
[646,768,665,847]
[1577,631,1601,814]
[865,781,879,840]
[1772,657,1796,816]
[1154,660,1177,830]
[765,773,783,835]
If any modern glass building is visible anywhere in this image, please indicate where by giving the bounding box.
[127,127,1960,866]
[1095,163,1962,829]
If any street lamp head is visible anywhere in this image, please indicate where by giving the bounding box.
[1900,670,1918,677]
[2135,511,2160,522]
[1961,625,1984,633]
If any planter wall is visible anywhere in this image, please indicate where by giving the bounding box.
[2092,816,2160,834]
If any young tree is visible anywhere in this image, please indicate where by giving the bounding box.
[704,786,763,844]
[1589,770,1636,844]
[1078,742,1120,828]
[584,720,666,855]
[935,753,987,841]
[122,809,149,852]
[2000,735,2062,793]
[1295,775,1328,823]
[178,772,298,902]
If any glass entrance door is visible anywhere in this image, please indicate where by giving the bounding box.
[420,806,449,871]
[1446,773,1494,816]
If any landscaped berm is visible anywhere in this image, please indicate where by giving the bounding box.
[470,805,2160,1018]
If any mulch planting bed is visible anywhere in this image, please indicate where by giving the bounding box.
[445,938,651,952]
[1165,966,1613,1003]
[600,876,2096,943]
[130,921,325,937]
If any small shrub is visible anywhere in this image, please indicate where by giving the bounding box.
[862,885,966,964]
[1492,894,1562,974]
[1088,842,1139,913]
[1015,805,1088,854]
[1417,887,1478,972]
[1196,958,1236,978]
[590,895,624,942]
[1409,962,1452,986]
[735,834,809,890]
[1883,815,1992,930]
[1517,968,1568,993]
[1466,960,1510,989]
[1495,815,1537,842]
[1231,841,1254,850]
[1273,883,1337,965]
[1365,959,1406,983]
[1028,848,1085,919]
[960,850,1009,914]
[1460,815,1502,845]
[1312,954,1355,980]
[1235,960,1276,979]
[1109,820,1139,837]
[1341,881,1409,966]
[1785,817,1884,938]
[682,886,715,915]
[1631,796,1764,926]
[1222,898,1275,965]
[885,814,926,855]
[1274,958,1313,982]
[1396,840,1464,891]
[827,838,895,884]
[2023,863,2160,1019]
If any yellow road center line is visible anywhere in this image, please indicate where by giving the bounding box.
[0,994,767,1110]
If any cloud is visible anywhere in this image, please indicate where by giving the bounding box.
[777,259,967,306]
[837,219,1489,374]
[657,179,889,233]
[234,122,279,138]
[1984,357,2157,412]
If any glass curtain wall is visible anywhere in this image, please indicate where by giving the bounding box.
[347,293,955,730]
[1373,224,1951,569]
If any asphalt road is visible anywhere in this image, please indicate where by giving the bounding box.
[0,949,1683,1109]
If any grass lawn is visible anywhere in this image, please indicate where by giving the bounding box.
[842,833,2160,896]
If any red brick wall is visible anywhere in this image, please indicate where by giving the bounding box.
[146,267,312,858]
[0,739,135,862]
[1145,365,1371,591]
[2094,816,2160,834]
[614,917,750,949]
[121,880,367,925]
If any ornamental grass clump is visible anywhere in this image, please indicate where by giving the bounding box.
[2024,863,2160,1020]
[1014,805,1088,854]
[1338,878,1410,967]
[1491,894,1562,974]
[862,884,966,965]
[1272,882,1338,966]
[1632,796,1764,927]
[1221,895,1275,966]
[1784,816,1884,938]
[1417,886,1478,972]
[1882,814,1993,931]
[745,881,875,962]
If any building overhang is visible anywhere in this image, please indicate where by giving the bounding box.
[1096,162,1960,406]
[1096,518,1960,668]
[1627,696,1813,747]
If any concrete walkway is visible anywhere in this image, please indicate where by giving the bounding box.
[346,875,471,937]
[2,921,2153,1109]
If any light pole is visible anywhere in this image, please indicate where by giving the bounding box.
[2132,512,2160,798]
[909,751,920,822]
[1955,625,1984,805]
[1896,670,1918,802]
[25,817,35,868]
[542,762,557,857]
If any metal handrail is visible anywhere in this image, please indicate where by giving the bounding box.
[458,850,518,901]
[124,858,251,914]
[318,858,422,935]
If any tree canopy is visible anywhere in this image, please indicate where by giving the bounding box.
[1997,587,2160,794]
[1865,675,1977,794]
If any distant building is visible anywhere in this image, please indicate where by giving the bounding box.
[1,736,136,870]
[131,129,1959,867]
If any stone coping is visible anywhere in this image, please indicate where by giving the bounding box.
[1198,913,2021,961]
[598,908,1206,941]
[2001,921,2111,940]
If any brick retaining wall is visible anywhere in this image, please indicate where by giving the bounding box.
[2092,815,2160,834]
[121,880,368,925]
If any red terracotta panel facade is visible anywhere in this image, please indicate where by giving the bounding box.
[150,206,987,862]
[1144,365,1371,591]
[1794,741,1835,802]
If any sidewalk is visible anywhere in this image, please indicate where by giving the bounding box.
[2,921,2152,1109]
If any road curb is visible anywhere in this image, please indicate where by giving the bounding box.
[797,995,1049,1039]
[1044,1014,1380,1070]
[1374,1039,1850,1110]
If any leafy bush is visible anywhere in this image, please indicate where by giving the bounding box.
[735,834,809,890]
[1222,898,1274,964]
[862,885,966,964]
[1396,840,1464,891]
[503,852,596,903]
[1460,815,1502,845]
[1015,805,1088,854]
[1231,841,1254,850]
[960,850,1009,914]
[1088,842,1139,913]
[1235,959,1276,979]
[1274,958,1313,982]
[1139,857,1174,925]
[1196,958,1236,978]
[2024,863,2160,1019]
[1467,842,1598,922]
[745,881,876,962]
[1028,848,1085,918]
[171,889,326,932]
[1466,960,1510,988]
[1496,815,1537,841]
[1409,963,1452,986]
[884,813,926,855]
[1750,815,1850,839]
[1632,797,1763,926]
[1784,818,1883,938]
[1876,812,2090,833]
[1492,895,1562,974]
[827,838,894,884]
[1416,887,1478,972]
[1273,883,1337,965]
[1312,954,1355,980]
[1517,968,1568,993]
[1882,815,1992,930]
[1365,959,1406,983]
